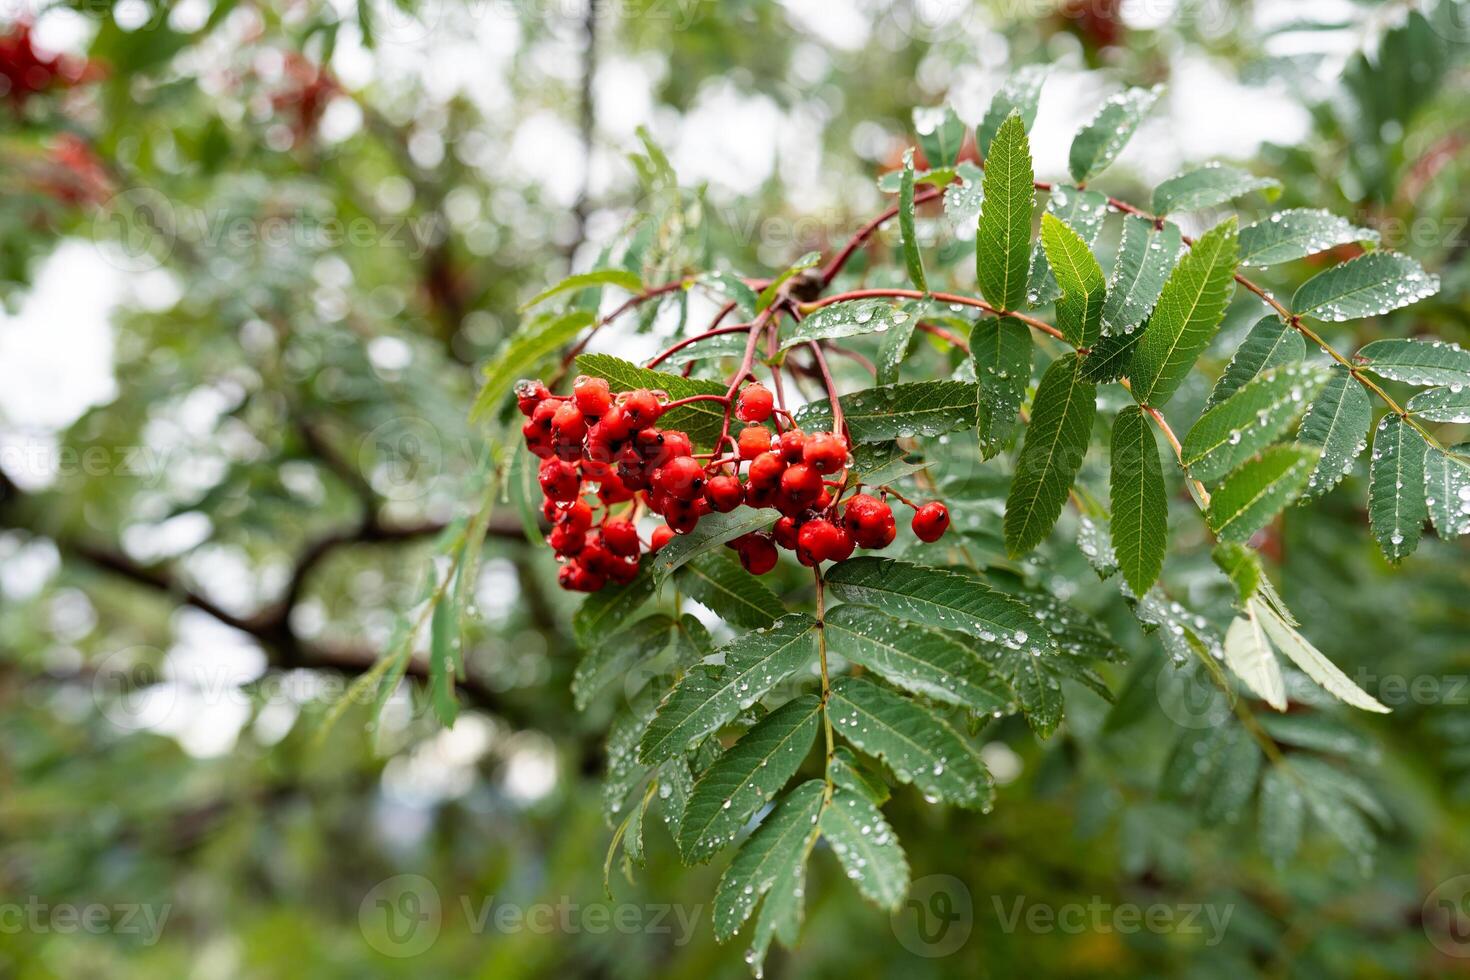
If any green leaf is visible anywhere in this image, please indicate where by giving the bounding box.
[1298,367,1372,499]
[695,270,760,320]
[1213,541,1264,603]
[1368,414,1428,562]
[876,307,919,387]
[1207,444,1319,544]
[825,557,1054,655]
[675,553,780,629]
[518,268,642,312]
[645,508,776,584]
[782,300,920,351]
[1200,724,1263,827]
[1223,608,1286,710]
[1354,338,1470,387]
[1080,329,1143,384]
[975,112,1036,313]
[1182,364,1329,482]
[1424,444,1470,539]
[943,161,985,231]
[1292,253,1440,321]
[574,572,655,649]
[973,317,1033,458]
[1152,164,1281,214]
[914,104,965,169]
[573,614,674,711]
[472,310,594,419]
[1259,766,1305,868]
[428,589,459,725]
[1110,406,1168,596]
[638,615,818,764]
[712,780,825,941]
[899,149,927,294]
[828,746,891,805]
[828,676,993,809]
[678,695,821,864]
[1040,214,1106,348]
[756,251,821,313]
[1102,217,1183,337]
[657,330,752,368]
[1005,353,1097,556]
[1206,316,1307,408]
[1407,387,1470,423]
[1239,209,1380,268]
[746,842,807,975]
[849,442,930,488]
[1129,217,1240,407]
[977,66,1047,155]
[1253,598,1388,713]
[824,604,1014,713]
[1068,85,1162,183]
[820,788,910,911]
[1027,185,1108,307]
[793,380,980,443]
[574,353,728,446]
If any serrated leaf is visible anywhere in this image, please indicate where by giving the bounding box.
[943,161,984,232]
[1214,540,1265,604]
[821,788,909,911]
[573,613,674,710]
[746,843,806,975]
[1291,759,1381,870]
[977,66,1047,155]
[782,300,921,351]
[472,310,594,418]
[712,780,825,941]
[676,553,780,629]
[604,695,660,824]
[1407,386,1470,423]
[1368,414,1428,562]
[1077,513,1119,578]
[678,695,821,864]
[1223,609,1286,710]
[1081,329,1142,383]
[638,615,819,764]
[1206,316,1307,407]
[876,301,922,387]
[1005,353,1097,555]
[793,380,980,442]
[899,149,928,294]
[828,676,993,809]
[1258,714,1375,757]
[824,604,1014,712]
[574,353,728,446]
[1201,724,1262,826]
[1110,406,1168,596]
[1207,444,1319,543]
[1424,444,1470,539]
[1259,766,1305,868]
[1027,185,1108,306]
[519,268,643,311]
[976,112,1035,313]
[1130,218,1239,407]
[574,571,655,648]
[646,508,776,584]
[914,104,965,169]
[849,442,930,488]
[696,270,760,320]
[973,317,1033,457]
[1239,209,1380,268]
[1152,163,1281,214]
[1102,217,1183,337]
[1298,367,1372,498]
[1182,364,1328,482]
[1292,253,1440,321]
[829,746,891,805]
[1354,338,1470,387]
[1068,85,1162,183]
[1252,598,1388,713]
[1040,214,1106,347]
[825,557,1054,655]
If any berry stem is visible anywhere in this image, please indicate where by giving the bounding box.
[644,322,752,370]
[661,393,729,410]
[806,339,846,443]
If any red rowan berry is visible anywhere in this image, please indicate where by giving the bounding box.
[779,463,823,510]
[736,383,774,422]
[572,375,612,417]
[747,451,786,488]
[538,458,580,502]
[796,518,843,566]
[912,502,950,543]
[649,525,675,552]
[737,425,772,460]
[773,515,799,550]
[620,389,662,428]
[515,379,551,416]
[802,431,848,474]
[736,533,779,575]
[602,519,640,557]
[777,429,807,462]
[655,455,705,501]
[705,474,744,512]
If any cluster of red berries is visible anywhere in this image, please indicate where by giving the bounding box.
[518,376,950,592]
[0,22,97,108]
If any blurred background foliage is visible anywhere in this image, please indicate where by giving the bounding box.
[0,0,1468,977]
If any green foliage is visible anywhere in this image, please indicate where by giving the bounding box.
[1110,406,1168,596]
[1005,353,1097,555]
[975,111,1036,312]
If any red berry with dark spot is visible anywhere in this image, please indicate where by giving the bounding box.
[745,481,780,509]
[552,402,586,439]
[796,518,842,566]
[736,533,779,575]
[515,379,550,416]
[620,389,662,428]
[912,502,950,543]
[548,524,585,555]
[705,474,744,512]
[538,458,580,502]
[736,383,774,422]
[843,493,896,549]
[747,451,786,488]
[737,425,772,460]
[777,429,807,462]
[597,474,635,505]
[573,375,612,417]
[602,519,640,556]
[655,455,706,501]
[557,500,593,534]
[607,555,639,584]
[802,431,848,474]
[779,463,823,510]
[773,515,799,550]
[664,499,703,534]
[522,419,554,458]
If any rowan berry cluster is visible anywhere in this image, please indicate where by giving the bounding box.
[518,376,949,592]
